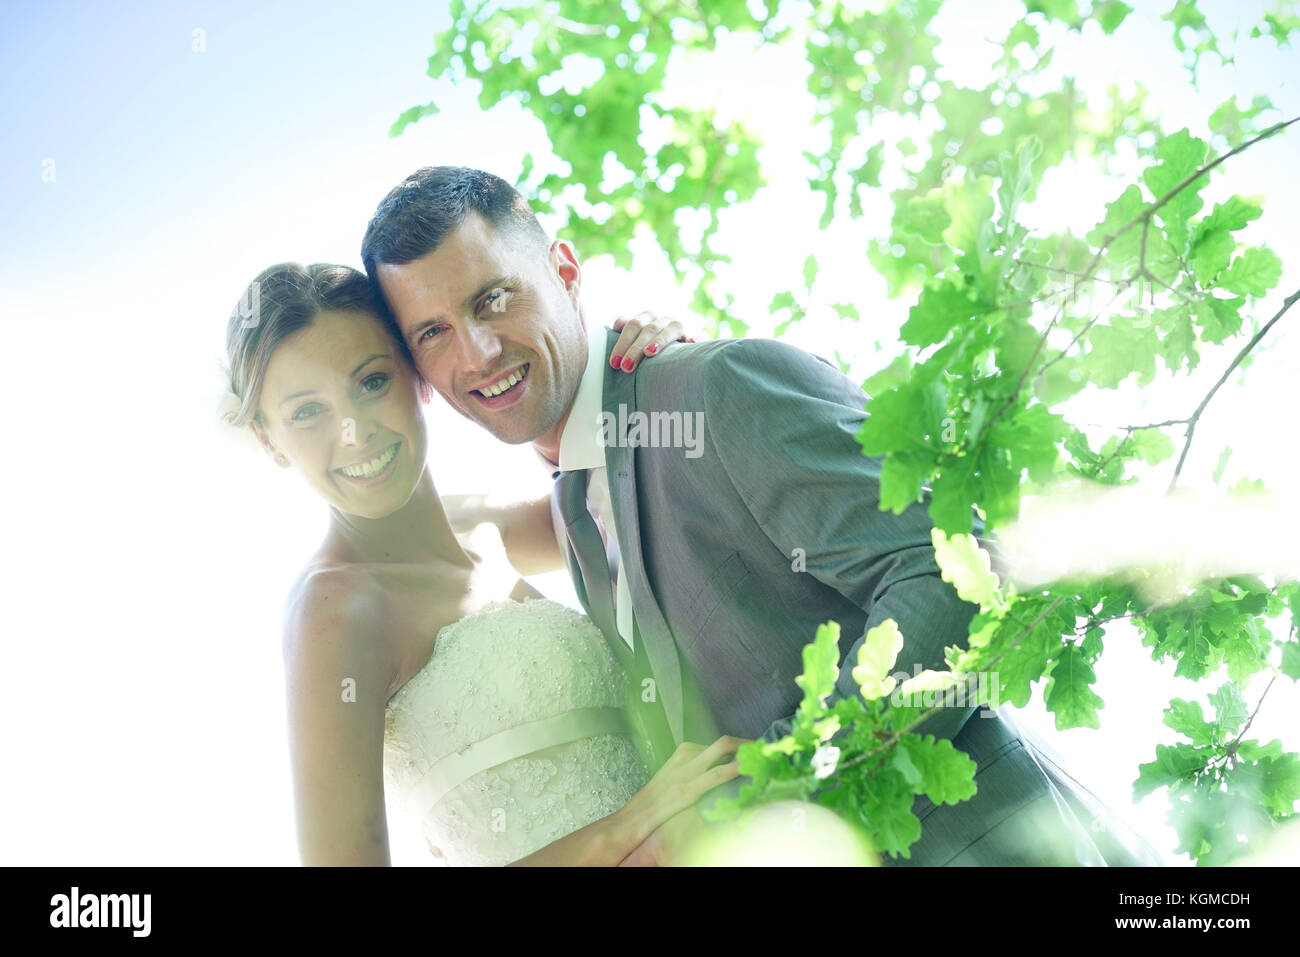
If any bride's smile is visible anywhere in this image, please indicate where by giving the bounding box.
[251,308,427,520]
[335,441,401,483]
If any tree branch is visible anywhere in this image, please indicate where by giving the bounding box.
[1167,285,1300,492]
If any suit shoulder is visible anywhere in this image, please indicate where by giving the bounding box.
[644,336,843,394]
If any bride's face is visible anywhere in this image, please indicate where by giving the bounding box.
[253,309,428,519]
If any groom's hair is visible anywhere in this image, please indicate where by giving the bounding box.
[360,167,550,279]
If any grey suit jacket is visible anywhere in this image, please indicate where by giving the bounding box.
[566,327,1161,865]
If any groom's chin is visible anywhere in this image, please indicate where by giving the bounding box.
[462,404,544,446]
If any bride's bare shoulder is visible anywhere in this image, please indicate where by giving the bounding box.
[281,560,393,668]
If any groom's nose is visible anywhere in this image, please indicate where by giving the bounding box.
[456,321,504,373]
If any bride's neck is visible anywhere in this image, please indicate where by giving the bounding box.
[325,468,468,567]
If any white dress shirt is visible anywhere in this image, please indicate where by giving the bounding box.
[547,329,636,651]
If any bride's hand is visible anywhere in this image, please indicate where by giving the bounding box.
[612,735,745,853]
[610,312,695,373]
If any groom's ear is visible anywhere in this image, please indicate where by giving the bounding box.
[549,238,581,305]
[250,420,291,468]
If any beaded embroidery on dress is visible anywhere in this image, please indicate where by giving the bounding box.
[383,598,648,865]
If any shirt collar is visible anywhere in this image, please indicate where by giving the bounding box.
[539,327,608,477]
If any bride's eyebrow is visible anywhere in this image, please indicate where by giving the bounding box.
[350,353,390,377]
[277,354,392,406]
[279,388,319,407]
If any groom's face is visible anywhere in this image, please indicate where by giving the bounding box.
[374,212,588,448]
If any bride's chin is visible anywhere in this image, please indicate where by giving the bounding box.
[333,481,425,522]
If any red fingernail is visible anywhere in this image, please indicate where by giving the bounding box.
[686,337,696,343]
[611,354,623,368]
[645,343,658,355]
[622,357,634,371]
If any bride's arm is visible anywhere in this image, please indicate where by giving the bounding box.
[507,736,746,866]
[282,570,396,866]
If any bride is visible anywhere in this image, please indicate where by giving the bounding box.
[221,261,743,865]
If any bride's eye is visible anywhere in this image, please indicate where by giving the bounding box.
[360,372,390,394]
[292,402,323,423]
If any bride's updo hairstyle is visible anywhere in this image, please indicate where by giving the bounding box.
[222,263,407,428]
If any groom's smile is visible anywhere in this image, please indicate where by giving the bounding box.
[374,210,587,450]
[469,361,530,407]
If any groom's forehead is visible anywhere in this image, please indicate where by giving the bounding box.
[420,215,532,281]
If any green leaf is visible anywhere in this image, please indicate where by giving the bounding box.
[928,452,979,534]
[1198,194,1263,235]
[1280,638,1300,681]
[1142,129,1209,251]
[858,380,946,455]
[1194,295,1245,343]
[1189,228,1235,285]
[942,176,996,256]
[1163,698,1213,746]
[858,769,923,856]
[898,733,978,805]
[931,529,1005,611]
[1209,681,1248,738]
[1086,316,1158,388]
[1043,643,1103,729]
[987,403,1060,486]
[896,669,963,701]
[899,189,951,244]
[1212,445,1232,486]
[802,253,818,291]
[794,622,842,725]
[851,618,904,700]
[1237,752,1300,817]
[1217,247,1282,297]
[1095,0,1133,33]
[1126,426,1175,465]
[861,354,912,398]
[1133,742,1211,800]
[1086,184,1146,264]
[878,450,935,514]
[901,280,982,348]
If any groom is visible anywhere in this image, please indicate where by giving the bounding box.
[360,166,1158,866]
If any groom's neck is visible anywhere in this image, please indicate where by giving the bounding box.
[532,334,591,467]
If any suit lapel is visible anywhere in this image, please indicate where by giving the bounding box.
[600,329,685,745]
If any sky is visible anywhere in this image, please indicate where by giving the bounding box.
[1,0,1297,866]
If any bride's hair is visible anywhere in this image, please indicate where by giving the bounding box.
[221,262,402,428]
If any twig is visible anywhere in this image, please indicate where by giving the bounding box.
[1079,115,1300,282]
[1167,285,1300,492]
[1219,675,1277,770]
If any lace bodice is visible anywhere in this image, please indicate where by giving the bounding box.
[383,597,649,865]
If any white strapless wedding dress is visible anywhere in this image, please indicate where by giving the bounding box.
[383,597,649,866]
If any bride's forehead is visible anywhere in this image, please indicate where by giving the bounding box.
[268,311,398,375]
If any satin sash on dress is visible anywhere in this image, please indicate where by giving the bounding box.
[405,706,632,815]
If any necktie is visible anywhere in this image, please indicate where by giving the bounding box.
[552,466,674,771]
[552,467,629,666]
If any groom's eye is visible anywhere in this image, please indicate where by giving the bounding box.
[480,288,512,314]
[417,325,443,344]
